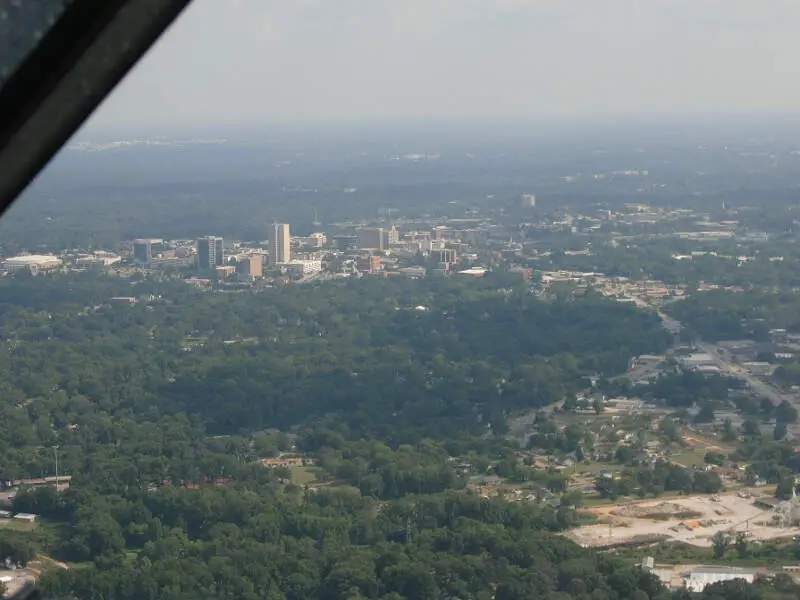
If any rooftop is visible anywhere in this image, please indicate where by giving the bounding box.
[3,254,60,265]
[690,566,761,575]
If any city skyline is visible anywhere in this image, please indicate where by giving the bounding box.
[5,2,800,594]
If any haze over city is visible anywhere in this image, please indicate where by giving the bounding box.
[4,1,800,598]
[84,0,800,131]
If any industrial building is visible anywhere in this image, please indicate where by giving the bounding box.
[685,567,761,592]
[679,353,717,370]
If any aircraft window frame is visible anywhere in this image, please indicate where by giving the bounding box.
[0,0,192,216]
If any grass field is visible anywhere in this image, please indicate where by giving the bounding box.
[669,449,708,468]
[0,519,39,532]
[583,495,614,507]
[572,461,610,474]
[290,466,318,485]
[613,539,799,567]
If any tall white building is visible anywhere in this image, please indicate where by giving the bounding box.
[270,223,291,264]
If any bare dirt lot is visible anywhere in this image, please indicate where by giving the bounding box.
[612,501,704,520]
[0,568,36,598]
[568,492,800,548]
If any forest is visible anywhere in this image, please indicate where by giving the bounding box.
[0,272,671,481]
[0,270,779,599]
[664,290,800,342]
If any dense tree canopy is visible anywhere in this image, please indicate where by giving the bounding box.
[0,272,682,600]
[665,290,800,342]
[32,482,674,600]
[0,273,670,481]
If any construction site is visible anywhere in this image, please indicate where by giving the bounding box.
[567,491,800,549]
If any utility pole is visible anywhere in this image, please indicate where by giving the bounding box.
[53,445,59,489]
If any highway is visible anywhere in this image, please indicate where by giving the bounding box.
[506,298,800,447]
[656,310,799,409]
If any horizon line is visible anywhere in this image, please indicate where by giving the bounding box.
[76,109,800,137]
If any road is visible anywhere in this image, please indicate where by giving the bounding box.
[657,310,800,410]
[695,339,791,406]
[505,298,800,446]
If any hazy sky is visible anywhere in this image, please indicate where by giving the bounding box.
[85,0,800,129]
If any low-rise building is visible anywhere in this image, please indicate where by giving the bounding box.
[236,256,263,278]
[12,513,37,523]
[260,456,314,468]
[74,251,121,267]
[753,496,782,511]
[215,265,236,279]
[356,255,382,275]
[285,259,322,275]
[457,267,487,277]
[685,567,762,592]
[679,353,717,369]
[742,362,775,376]
[399,266,426,278]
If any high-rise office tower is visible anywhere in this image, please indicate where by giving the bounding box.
[333,234,359,250]
[133,239,152,264]
[197,236,224,270]
[387,225,400,245]
[431,248,457,265]
[357,227,387,250]
[270,223,291,264]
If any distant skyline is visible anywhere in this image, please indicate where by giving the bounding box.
[83,0,800,132]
